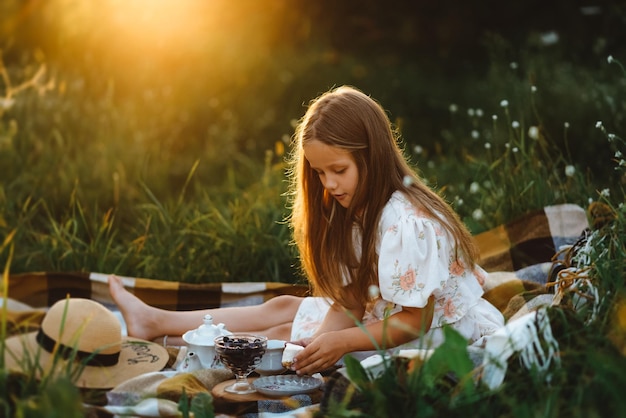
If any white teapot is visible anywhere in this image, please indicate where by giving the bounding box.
[182,314,232,368]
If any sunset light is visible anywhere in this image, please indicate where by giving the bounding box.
[27,0,293,87]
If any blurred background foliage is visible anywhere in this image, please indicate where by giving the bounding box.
[0,0,625,282]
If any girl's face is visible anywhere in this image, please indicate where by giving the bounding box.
[304,140,359,208]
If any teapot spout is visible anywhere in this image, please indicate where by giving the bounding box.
[177,351,204,372]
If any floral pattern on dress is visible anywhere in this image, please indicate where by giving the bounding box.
[449,258,467,277]
[390,261,426,297]
[375,191,486,329]
[291,298,331,340]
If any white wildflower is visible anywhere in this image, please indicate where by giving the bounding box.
[484,142,492,149]
[403,175,414,187]
[512,121,520,129]
[469,182,480,194]
[608,55,614,64]
[588,197,594,204]
[472,208,484,221]
[565,165,576,177]
[468,108,475,117]
[0,98,15,110]
[492,115,498,121]
[540,31,559,46]
[600,188,610,198]
[500,100,509,108]
[512,147,519,153]
[608,133,616,142]
[414,145,423,155]
[471,130,480,139]
[564,122,570,128]
[368,285,380,299]
[476,108,484,117]
[528,126,540,139]
[449,104,458,113]
[510,62,518,70]
[531,85,537,93]
[595,121,603,129]
[615,151,622,158]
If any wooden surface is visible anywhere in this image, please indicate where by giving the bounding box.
[212,377,270,402]
[212,376,325,403]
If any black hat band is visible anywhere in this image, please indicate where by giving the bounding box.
[36,328,121,367]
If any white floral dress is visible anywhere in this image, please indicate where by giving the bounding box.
[291,191,504,352]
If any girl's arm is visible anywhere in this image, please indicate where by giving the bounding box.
[292,296,434,375]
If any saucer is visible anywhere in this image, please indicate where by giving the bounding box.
[252,375,323,397]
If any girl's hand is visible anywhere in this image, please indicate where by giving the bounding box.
[288,337,313,348]
[291,331,347,375]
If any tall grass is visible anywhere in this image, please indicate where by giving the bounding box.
[4,153,296,283]
[1,233,85,417]
[0,51,615,280]
[413,42,624,233]
[0,46,303,283]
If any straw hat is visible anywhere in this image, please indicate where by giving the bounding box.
[4,298,169,389]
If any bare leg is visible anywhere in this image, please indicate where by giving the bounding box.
[108,275,303,341]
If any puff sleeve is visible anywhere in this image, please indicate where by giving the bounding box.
[375,192,485,326]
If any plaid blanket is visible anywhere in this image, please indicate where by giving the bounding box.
[6,271,310,312]
[475,203,589,272]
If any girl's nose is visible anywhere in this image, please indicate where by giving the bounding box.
[324,175,337,190]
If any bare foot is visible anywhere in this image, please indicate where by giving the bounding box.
[108,275,162,341]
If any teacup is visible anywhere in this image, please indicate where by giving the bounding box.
[255,339,286,375]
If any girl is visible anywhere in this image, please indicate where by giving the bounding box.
[109,85,503,376]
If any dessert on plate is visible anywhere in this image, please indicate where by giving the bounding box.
[281,342,305,368]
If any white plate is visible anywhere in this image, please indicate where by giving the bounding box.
[253,375,323,397]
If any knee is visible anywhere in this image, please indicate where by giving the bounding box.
[268,295,303,311]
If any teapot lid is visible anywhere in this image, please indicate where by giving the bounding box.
[182,314,231,345]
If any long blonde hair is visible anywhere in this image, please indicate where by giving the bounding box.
[287,86,478,308]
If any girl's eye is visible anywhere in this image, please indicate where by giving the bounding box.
[335,169,346,174]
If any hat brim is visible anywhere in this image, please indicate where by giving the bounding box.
[4,332,169,389]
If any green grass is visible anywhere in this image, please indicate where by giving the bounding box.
[1,16,625,416]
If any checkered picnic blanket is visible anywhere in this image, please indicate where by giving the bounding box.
[6,271,310,312]
[475,203,589,273]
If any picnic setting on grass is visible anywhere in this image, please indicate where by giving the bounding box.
[2,3,626,415]
[4,198,610,417]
